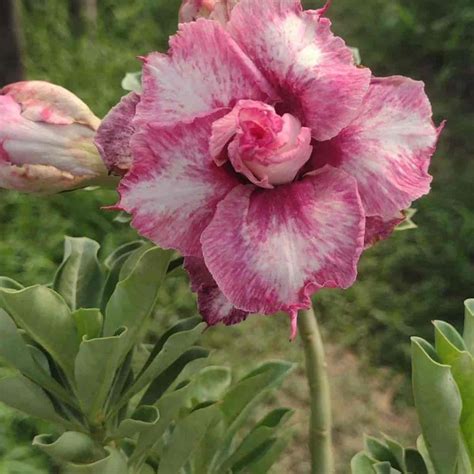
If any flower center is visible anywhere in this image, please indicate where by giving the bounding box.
[210,100,313,189]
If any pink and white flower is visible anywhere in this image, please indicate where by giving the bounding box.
[98,0,442,335]
[0,81,107,194]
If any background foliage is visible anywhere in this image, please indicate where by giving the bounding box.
[0,0,472,471]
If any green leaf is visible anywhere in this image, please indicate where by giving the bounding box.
[463,299,474,356]
[403,449,427,474]
[132,382,195,462]
[365,436,398,466]
[0,285,78,379]
[417,436,437,474]
[103,247,172,347]
[139,347,209,406]
[412,337,462,474]
[115,405,160,439]
[235,434,290,474]
[33,432,102,464]
[0,373,68,426]
[0,309,76,405]
[0,277,23,290]
[405,448,428,474]
[351,452,376,473]
[104,241,144,270]
[382,434,407,471]
[373,462,401,474]
[435,322,474,464]
[74,328,129,419]
[53,237,103,311]
[122,321,205,404]
[158,403,219,474]
[121,71,142,93]
[72,308,103,342]
[220,361,294,441]
[62,448,128,474]
[219,408,293,473]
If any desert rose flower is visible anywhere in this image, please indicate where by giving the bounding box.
[99,0,442,336]
[0,81,107,194]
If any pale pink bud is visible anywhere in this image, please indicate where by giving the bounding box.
[0,81,108,194]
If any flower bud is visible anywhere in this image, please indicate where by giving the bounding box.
[179,0,238,25]
[0,81,107,194]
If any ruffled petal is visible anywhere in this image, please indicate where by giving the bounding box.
[135,19,277,128]
[313,76,442,218]
[228,0,371,141]
[364,214,404,248]
[185,257,249,326]
[200,167,365,316]
[95,92,140,176]
[118,111,240,257]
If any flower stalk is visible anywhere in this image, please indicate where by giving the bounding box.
[298,305,334,474]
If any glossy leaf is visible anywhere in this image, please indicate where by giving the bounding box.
[220,361,294,441]
[0,277,23,290]
[412,337,462,474]
[405,448,428,474]
[0,373,68,426]
[435,321,474,465]
[103,247,172,348]
[352,452,377,473]
[62,448,128,474]
[104,241,144,270]
[464,299,474,356]
[115,405,160,439]
[218,408,293,473]
[0,285,78,378]
[158,403,219,474]
[365,436,399,467]
[72,308,103,342]
[33,432,102,464]
[74,328,128,419]
[139,346,209,406]
[53,237,103,310]
[127,322,205,403]
[373,462,401,474]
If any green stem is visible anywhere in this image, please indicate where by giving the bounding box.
[298,305,334,474]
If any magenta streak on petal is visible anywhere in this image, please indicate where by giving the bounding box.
[184,257,248,326]
[134,19,278,130]
[118,111,240,258]
[227,0,371,141]
[312,76,442,219]
[364,214,404,248]
[95,92,140,176]
[201,166,366,318]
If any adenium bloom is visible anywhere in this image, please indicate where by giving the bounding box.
[98,0,442,336]
[0,81,107,194]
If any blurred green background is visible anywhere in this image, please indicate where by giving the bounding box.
[0,0,472,472]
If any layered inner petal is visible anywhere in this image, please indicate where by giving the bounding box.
[184,257,248,326]
[95,92,140,176]
[135,19,277,129]
[210,99,312,188]
[118,111,240,257]
[313,76,441,218]
[200,167,365,317]
[228,0,371,141]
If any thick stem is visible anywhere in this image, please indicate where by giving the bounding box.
[298,305,334,474]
